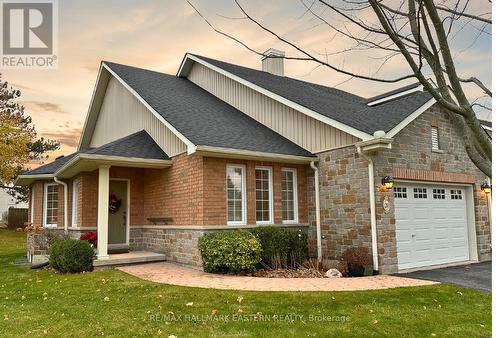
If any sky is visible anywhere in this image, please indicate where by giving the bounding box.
[1,0,492,162]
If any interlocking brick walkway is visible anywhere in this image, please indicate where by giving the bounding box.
[118,262,437,291]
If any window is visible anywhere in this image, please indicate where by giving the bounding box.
[227,165,246,225]
[433,188,446,199]
[413,187,427,199]
[431,126,440,150]
[451,189,463,200]
[43,183,58,227]
[255,167,273,224]
[281,168,298,223]
[72,179,79,227]
[394,187,407,199]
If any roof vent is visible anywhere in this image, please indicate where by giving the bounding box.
[262,48,285,76]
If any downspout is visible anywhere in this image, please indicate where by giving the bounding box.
[356,147,379,275]
[310,161,322,262]
[53,177,68,233]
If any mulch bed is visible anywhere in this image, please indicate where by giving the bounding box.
[245,268,327,278]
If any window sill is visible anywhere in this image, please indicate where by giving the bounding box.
[431,149,444,153]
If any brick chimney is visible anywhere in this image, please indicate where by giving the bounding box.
[261,48,285,76]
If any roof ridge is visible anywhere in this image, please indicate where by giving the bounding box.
[189,54,367,101]
[103,61,176,78]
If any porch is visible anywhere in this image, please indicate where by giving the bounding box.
[92,251,167,267]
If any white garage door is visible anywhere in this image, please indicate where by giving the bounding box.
[394,183,470,270]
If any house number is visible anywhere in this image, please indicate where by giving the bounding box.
[383,196,391,213]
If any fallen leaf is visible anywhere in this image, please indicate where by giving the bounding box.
[237,296,244,303]
[431,334,436,337]
[457,291,463,296]
[373,320,378,324]
[185,302,193,307]
[211,309,218,316]
[103,297,109,302]
[168,335,177,338]
[237,308,243,313]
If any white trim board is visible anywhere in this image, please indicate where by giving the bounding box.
[367,85,424,106]
[386,98,436,138]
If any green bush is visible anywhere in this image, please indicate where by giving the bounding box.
[198,231,262,274]
[49,239,94,273]
[250,226,308,269]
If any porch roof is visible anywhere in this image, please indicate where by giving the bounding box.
[15,130,172,185]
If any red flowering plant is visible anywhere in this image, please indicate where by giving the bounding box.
[80,232,97,247]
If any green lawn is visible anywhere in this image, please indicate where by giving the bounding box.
[0,229,491,337]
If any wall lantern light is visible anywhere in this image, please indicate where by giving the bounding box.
[481,183,492,194]
[381,176,394,190]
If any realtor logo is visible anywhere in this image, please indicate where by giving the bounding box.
[1,0,58,68]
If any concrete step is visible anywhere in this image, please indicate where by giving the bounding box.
[93,251,166,267]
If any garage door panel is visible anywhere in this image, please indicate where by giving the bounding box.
[394,183,470,270]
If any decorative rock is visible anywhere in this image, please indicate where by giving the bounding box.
[325,268,342,278]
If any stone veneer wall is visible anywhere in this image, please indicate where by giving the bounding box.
[308,105,491,274]
[26,229,92,263]
[130,225,309,267]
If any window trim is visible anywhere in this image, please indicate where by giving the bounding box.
[281,168,299,224]
[226,164,247,226]
[43,183,59,228]
[71,179,78,227]
[255,166,274,225]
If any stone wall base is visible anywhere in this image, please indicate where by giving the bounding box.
[130,225,309,267]
[26,229,93,263]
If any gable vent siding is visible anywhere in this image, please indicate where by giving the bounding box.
[89,77,187,156]
[431,126,440,150]
[186,62,359,153]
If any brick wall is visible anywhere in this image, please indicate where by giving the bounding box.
[143,153,204,225]
[202,157,309,225]
[310,105,491,273]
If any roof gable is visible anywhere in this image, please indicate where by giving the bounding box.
[179,54,434,138]
[80,61,314,159]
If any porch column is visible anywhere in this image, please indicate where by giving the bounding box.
[97,165,110,260]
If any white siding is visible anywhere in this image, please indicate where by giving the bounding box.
[187,62,359,153]
[89,77,187,156]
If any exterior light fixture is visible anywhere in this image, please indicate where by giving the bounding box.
[481,183,491,194]
[381,176,394,190]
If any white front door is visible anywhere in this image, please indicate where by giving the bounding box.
[394,183,469,270]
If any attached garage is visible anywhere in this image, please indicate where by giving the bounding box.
[394,182,477,271]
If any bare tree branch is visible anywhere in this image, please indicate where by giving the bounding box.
[436,4,492,24]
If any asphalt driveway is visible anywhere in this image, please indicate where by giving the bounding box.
[397,261,491,292]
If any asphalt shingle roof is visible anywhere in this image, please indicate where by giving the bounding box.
[192,55,433,135]
[104,61,315,158]
[23,130,169,175]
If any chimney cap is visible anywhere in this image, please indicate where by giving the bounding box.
[262,48,285,60]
